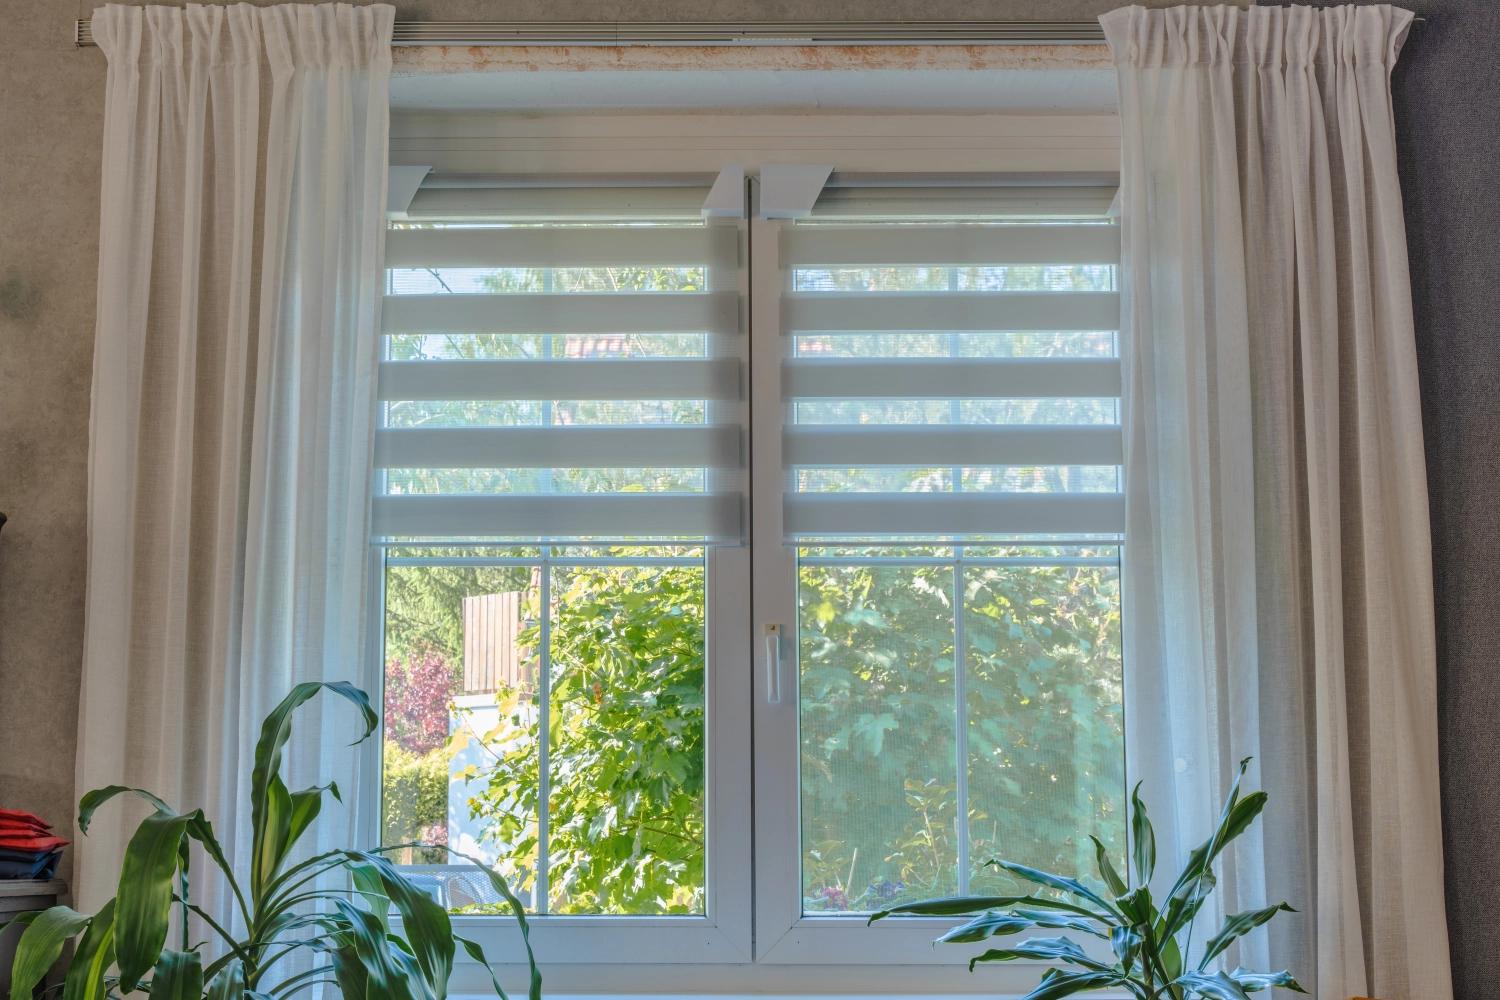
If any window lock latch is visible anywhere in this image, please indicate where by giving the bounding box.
[763,623,784,705]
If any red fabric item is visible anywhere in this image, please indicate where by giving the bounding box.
[0,808,50,827]
[0,834,69,852]
[0,818,51,833]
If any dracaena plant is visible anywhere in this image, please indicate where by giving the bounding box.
[870,758,1303,1000]
[2,681,541,1000]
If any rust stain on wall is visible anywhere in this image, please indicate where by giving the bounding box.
[393,43,1112,75]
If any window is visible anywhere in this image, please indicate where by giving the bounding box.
[749,191,1124,973]
[374,112,1122,992]
[374,190,753,968]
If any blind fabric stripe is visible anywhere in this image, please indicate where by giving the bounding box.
[372,495,740,540]
[784,291,1119,333]
[784,493,1126,537]
[782,358,1120,399]
[779,224,1120,267]
[377,210,744,544]
[383,290,739,335]
[784,425,1122,467]
[376,426,740,469]
[780,214,1121,542]
[379,358,740,401]
[388,225,738,269]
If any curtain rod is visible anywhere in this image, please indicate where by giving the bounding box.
[74,19,1114,48]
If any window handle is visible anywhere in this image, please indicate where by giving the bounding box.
[763,623,784,705]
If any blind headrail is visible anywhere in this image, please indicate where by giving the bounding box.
[76,18,1115,48]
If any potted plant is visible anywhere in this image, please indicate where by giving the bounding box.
[2,681,541,999]
[870,758,1303,999]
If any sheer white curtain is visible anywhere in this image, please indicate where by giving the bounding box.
[77,3,392,926]
[1104,5,1451,998]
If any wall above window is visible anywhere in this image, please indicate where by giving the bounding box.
[390,44,1115,114]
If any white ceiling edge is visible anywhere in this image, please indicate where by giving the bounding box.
[388,68,1118,115]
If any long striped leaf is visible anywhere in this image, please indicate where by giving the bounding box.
[330,898,421,1000]
[1174,970,1252,1000]
[1020,970,1134,1000]
[458,935,511,1000]
[9,905,92,997]
[985,859,1118,915]
[115,810,194,990]
[968,935,1111,973]
[148,949,205,999]
[1129,783,1155,888]
[250,682,376,901]
[205,958,246,1000]
[343,852,454,995]
[1226,968,1307,994]
[1198,903,1295,969]
[870,894,1109,923]
[62,898,116,1000]
[437,847,542,1000]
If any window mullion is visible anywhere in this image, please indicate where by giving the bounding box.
[954,546,971,897]
[536,554,552,913]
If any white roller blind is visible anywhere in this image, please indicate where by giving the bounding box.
[779,210,1123,541]
[375,200,744,543]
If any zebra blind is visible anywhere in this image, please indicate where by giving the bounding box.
[779,210,1123,541]
[375,202,744,543]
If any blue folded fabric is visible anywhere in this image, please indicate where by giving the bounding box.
[0,849,61,879]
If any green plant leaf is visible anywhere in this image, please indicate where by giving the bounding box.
[438,847,543,1000]
[115,810,195,991]
[149,949,205,999]
[1174,969,1252,1000]
[77,785,175,834]
[458,935,511,1000]
[79,786,245,927]
[250,682,376,900]
[870,894,1108,923]
[1226,968,1307,994]
[1089,835,1128,897]
[205,957,246,1000]
[285,781,339,854]
[1197,903,1295,969]
[967,935,1111,972]
[9,905,92,997]
[985,859,1118,915]
[937,911,1042,944]
[330,898,421,1000]
[1017,969,1129,1000]
[1129,782,1155,888]
[350,859,393,932]
[342,852,454,995]
[62,898,116,1000]
[1109,925,1142,973]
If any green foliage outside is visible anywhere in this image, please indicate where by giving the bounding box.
[799,549,1123,913]
[460,563,707,915]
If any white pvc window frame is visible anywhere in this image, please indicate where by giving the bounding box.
[380,109,1127,997]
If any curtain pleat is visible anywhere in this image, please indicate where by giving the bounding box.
[1104,5,1451,998]
[78,2,393,930]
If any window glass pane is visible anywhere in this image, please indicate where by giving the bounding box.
[794,399,1119,426]
[548,561,707,914]
[380,546,707,916]
[797,544,1124,914]
[385,400,708,430]
[384,468,707,495]
[799,558,958,913]
[794,331,1116,359]
[389,265,708,295]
